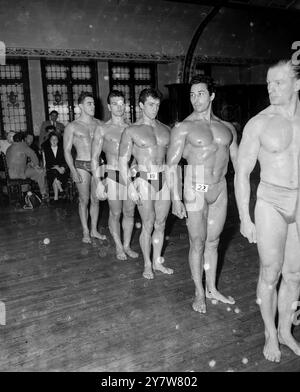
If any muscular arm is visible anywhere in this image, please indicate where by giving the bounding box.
[227,122,238,172]
[235,116,262,224]
[91,125,104,185]
[119,127,134,186]
[166,123,187,201]
[63,123,76,175]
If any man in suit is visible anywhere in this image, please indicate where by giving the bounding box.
[39,110,64,148]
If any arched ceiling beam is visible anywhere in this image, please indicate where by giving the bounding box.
[182,0,229,83]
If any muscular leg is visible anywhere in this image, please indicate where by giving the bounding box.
[135,179,155,278]
[278,222,300,356]
[90,176,106,240]
[205,185,235,304]
[136,179,155,278]
[75,169,92,243]
[186,195,208,314]
[255,199,287,362]
[152,184,172,274]
[108,198,127,260]
[106,178,126,259]
[122,197,138,258]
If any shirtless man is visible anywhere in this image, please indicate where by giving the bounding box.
[6,132,47,199]
[64,91,106,243]
[235,60,300,363]
[119,88,173,279]
[91,90,138,260]
[167,75,238,314]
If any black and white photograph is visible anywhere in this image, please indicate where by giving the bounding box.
[1,0,300,374]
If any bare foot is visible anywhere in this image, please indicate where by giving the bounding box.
[263,334,281,362]
[206,288,235,304]
[116,248,127,260]
[143,265,154,280]
[153,258,173,275]
[124,247,139,258]
[90,231,107,240]
[278,331,300,356]
[82,232,91,244]
[192,294,206,314]
[153,264,174,274]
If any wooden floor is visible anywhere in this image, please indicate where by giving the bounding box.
[1,193,300,372]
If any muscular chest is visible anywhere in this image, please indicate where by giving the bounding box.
[261,116,295,153]
[103,128,122,152]
[133,126,169,149]
[75,123,96,142]
[187,121,232,149]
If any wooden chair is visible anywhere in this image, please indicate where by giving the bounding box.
[0,152,34,205]
[45,173,77,203]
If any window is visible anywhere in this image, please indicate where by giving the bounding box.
[109,62,156,123]
[41,60,98,125]
[0,59,32,138]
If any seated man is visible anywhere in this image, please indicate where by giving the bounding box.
[6,132,47,199]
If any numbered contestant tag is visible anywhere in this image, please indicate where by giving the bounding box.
[194,183,208,192]
[147,172,158,181]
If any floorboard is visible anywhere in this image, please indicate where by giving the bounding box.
[0,197,300,372]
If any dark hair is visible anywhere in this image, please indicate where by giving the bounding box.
[49,131,59,139]
[78,91,94,105]
[107,90,125,104]
[269,59,300,80]
[139,88,161,104]
[49,110,58,116]
[45,125,56,133]
[13,132,24,143]
[190,75,216,95]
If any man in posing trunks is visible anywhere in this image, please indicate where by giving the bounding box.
[91,90,139,260]
[167,75,238,314]
[119,88,173,279]
[235,60,300,363]
[64,91,106,243]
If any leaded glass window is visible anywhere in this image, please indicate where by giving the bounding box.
[0,60,32,137]
[109,62,156,123]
